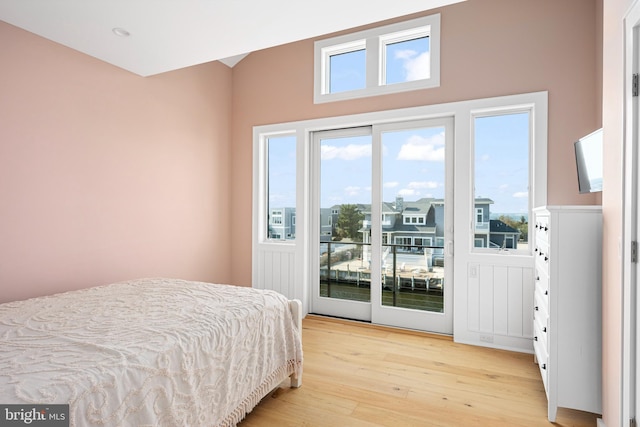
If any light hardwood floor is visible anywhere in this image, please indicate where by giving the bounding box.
[240,315,599,427]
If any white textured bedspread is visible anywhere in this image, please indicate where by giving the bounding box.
[0,278,303,426]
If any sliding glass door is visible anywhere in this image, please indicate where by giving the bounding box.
[312,127,373,321]
[311,118,453,334]
[371,118,453,333]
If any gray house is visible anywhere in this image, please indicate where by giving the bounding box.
[286,195,521,249]
[488,219,521,249]
[359,196,520,251]
[268,207,296,240]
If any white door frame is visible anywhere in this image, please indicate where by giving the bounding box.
[623,2,640,425]
[253,92,547,347]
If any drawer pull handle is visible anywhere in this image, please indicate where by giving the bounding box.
[541,363,546,370]
[535,306,539,311]
[543,327,547,332]
[535,248,538,253]
[544,226,548,231]
[545,290,548,295]
[544,256,549,261]
[534,336,538,341]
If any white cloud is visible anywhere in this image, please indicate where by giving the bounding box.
[397,132,445,161]
[408,181,439,189]
[321,144,371,160]
[384,181,400,188]
[395,49,416,60]
[395,50,430,81]
[398,188,417,197]
[512,192,528,198]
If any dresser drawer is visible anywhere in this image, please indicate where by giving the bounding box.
[534,283,549,320]
[534,215,550,247]
[534,245,550,274]
[535,268,549,297]
[533,338,549,395]
[534,309,549,350]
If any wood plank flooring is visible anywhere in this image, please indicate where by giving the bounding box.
[240,315,599,426]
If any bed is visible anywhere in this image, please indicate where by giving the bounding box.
[0,278,303,426]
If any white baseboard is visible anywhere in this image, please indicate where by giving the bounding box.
[596,418,605,427]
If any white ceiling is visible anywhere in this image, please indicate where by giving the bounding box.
[0,0,464,76]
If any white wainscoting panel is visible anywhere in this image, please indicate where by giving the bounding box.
[462,261,534,352]
[254,244,297,301]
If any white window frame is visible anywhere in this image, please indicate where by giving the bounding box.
[260,132,298,243]
[314,14,440,104]
[252,91,547,318]
[469,102,543,256]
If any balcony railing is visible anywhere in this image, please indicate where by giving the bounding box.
[319,241,445,312]
[475,221,490,232]
[362,219,392,227]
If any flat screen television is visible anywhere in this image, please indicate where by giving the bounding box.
[574,128,603,194]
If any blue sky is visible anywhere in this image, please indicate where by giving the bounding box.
[474,112,530,215]
[318,128,446,209]
[268,112,529,216]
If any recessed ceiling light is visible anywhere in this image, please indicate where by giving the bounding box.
[112,28,130,37]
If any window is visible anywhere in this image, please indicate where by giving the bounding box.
[327,41,366,94]
[382,29,430,85]
[271,214,282,225]
[506,235,515,249]
[415,237,432,247]
[403,215,425,224]
[473,111,531,252]
[314,14,440,103]
[266,134,296,241]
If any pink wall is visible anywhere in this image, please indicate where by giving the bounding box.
[602,0,630,425]
[0,22,233,303]
[230,0,601,286]
[0,0,621,423]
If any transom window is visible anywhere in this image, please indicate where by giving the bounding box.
[314,14,440,103]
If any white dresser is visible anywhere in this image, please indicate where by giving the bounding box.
[532,206,602,421]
